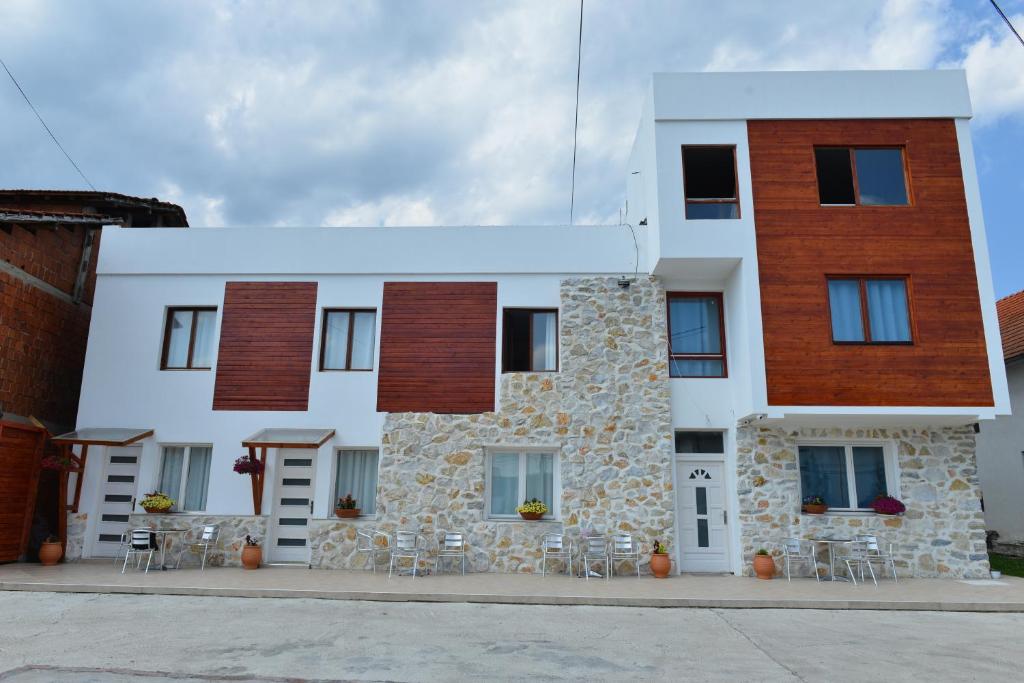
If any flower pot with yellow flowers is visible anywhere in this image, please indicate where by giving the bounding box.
[140,492,174,514]
[516,498,548,521]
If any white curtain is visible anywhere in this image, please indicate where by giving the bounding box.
[866,280,910,342]
[159,447,185,504]
[490,453,519,515]
[335,450,379,513]
[798,446,849,508]
[165,311,192,367]
[323,311,350,369]
[531,312,557,371]
[828,280,864,342]
[852,446,887,507]
[183,447,212,511]
[191,311,217,367]
[350,312,377,370]
[524,453,554,511]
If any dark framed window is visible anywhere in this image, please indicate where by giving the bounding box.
[502,309,558,372]
[827,277,912,344]
[667,293,726,377]
[682,146,739,219]
[799,444,891,510]
[161,307,217,370]
[675,431,725,454]
[320,309,377,370]
[814,147,909,206]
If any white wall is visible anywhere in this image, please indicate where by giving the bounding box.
[977,360,1024,543]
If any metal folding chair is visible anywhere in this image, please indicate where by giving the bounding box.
[176,524,219,570]
[579,536,610,581]
[434,531,467,575]
[355,528,392,573]
[782,538,820,582]
[610,533,641,578]
[856,534,898,583]
[840,540,877,586]
[389,531,426,578]
[121,528,155,574]
[541,533,573,577]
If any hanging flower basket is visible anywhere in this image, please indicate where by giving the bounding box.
[40,454,73,471]
[233,455,265,475]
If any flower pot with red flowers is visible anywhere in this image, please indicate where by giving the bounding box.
[516,498,548,521]
[335,494,360,518]
[801,494,828,515]
[871,495,906,516]
[241,535,261,570]
[140,491,174,514]
[39,536,62,566]
[650,539,671,578]
[753,548,775,579]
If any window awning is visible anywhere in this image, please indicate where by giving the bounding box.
[241,428,335,449]
[51,427,154,446]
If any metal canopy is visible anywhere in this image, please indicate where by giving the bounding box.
[50,427,154,446]
[241,428,335,449]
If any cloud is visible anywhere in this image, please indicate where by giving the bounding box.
[953,13,1024,124]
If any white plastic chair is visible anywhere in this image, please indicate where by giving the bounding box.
[856,534,898,583]
[579,536,610,581]
[121,528,155,574]
[434,531,467,575]
[176,525,219,570]
[782,538,820,582]
[610,533,641,578]
[541,533,573,577]
[389,531,426,578]
[355,528,392,573]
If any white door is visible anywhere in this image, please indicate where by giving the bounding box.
[676,460,730,572]
[269,449,316,563]
[92,446,142,557]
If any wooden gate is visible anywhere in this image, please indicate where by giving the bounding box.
[0,420,45,562]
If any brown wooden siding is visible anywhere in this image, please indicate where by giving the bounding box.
[0,421,45,562]
[377,282,497,414]
[212,282,318,411]
[747,119,993,407]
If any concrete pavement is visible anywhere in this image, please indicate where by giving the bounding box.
[1,592,1023,681]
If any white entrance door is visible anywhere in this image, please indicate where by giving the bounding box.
[676,460,730,573]
[269,449,316,563]
[92,446,142,557]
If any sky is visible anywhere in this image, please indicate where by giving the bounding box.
[1,0,1022,296]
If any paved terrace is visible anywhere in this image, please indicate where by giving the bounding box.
[2,561,1023,611]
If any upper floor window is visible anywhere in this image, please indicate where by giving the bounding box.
[320,309,377,371]
[799,443,893,510]
[682,146,739,219]
[161,307,217,370]
[158,445,212,512]
[488,450,557,519]
[815,147,909,206]
[668,293,726,377]
[502,309,558,372]
[827,277,912,344]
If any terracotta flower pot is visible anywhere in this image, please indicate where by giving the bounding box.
[241,545,261,570]
[802,504,828,515]
[753,554,775,580]
[335,508,360,519]
[650,553,671,578]
[38,541,62,566]
[518,511,544,521]
[143,508,169,514]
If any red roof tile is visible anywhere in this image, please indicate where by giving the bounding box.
[997,290,1024,362]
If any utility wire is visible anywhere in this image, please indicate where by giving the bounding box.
[569,0,583,225]
[0,56,96,190]
[990,0,1024,48]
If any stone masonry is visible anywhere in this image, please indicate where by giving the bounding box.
[310,277,676,573]
[736,425,990,578]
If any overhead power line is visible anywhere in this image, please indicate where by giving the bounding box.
[990,0,1024,48]
[0,55,97,191]
[569,0,583,225]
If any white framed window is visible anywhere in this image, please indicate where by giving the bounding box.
[486,449,558,519]
[797,442,898,511]
[333,449,379,516]
[158,445,212,512]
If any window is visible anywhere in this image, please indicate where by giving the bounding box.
[675,431,725,454]
[799,444,893,510]
[158,445,212,511]
[682,146,739,219]
[333,449,378,516]
[827,277,912,344]
[320,309,377,370]
[815,147,909,206]
[488,450,557,518]
[667,293,726,377]
[502,309,558,372]
[161,307,217,369]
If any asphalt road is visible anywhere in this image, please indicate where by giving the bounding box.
[1,592,1022,681]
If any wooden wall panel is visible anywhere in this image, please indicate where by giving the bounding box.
[0,421,45,562]
[213,282,317,411]
[377,282,497,414]
[747,119,993,407]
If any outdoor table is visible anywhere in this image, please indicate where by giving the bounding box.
[809,537,853,582]
[148,528,186,570]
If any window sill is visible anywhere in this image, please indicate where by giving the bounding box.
[806,509,879,517]
[315,516,377,522]
[487,517,561,523]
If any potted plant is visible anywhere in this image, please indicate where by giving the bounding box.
[140,491,174,513]
[335,493,360,518]
[801,495,828,515]
[871,494,906,516]
[650,539,671,578]
[241,535,261,570]
[516,498,548,521]
[233,455,265,475]
[39,535,62,566]
[753,548,775,580]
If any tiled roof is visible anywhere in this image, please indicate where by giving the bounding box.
[0,206,123,224]
[997,290,1024,362]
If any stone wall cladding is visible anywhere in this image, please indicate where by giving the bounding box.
[312,277,676,573]
[125,514,268,567]
[736,425,990,578]
[63,512,88,561]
